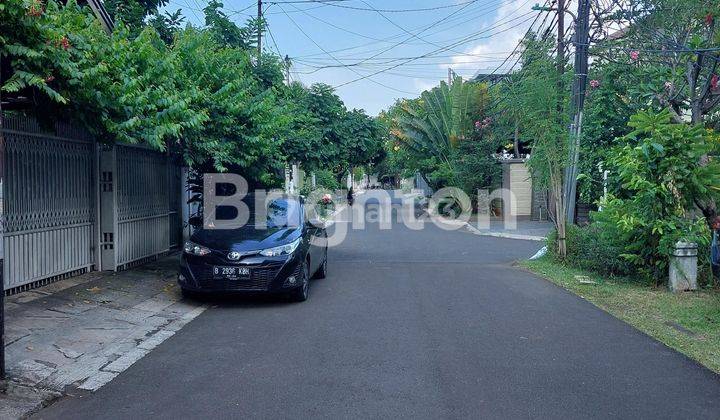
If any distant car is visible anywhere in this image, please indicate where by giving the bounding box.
[178,196,327,301]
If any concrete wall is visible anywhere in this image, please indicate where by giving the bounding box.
[502,160,532,217]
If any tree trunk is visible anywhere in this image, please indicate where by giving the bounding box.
[513,119,520,158]
[550,164,567,257]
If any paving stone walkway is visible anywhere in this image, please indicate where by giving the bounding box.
[1,255,204,419]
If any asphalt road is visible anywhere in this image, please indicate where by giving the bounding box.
[35,193,720,419]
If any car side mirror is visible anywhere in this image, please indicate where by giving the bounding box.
[307,218,325,229]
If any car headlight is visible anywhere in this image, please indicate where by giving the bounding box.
[184,241,211,256]
[259,238,301,257]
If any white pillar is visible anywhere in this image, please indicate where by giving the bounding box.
[669,241,698,292]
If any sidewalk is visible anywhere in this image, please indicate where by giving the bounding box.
[1,255,205,419]
[426,211,552,242]
[464,216,553,241]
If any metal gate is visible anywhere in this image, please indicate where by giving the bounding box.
[115,145,179,269]
[1,115,185,292]
[2,116,96,291]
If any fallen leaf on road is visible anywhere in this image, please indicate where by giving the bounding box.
[86,287,102,293]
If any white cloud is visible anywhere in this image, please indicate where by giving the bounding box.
[413,78,441,93]
[447,0,536,79]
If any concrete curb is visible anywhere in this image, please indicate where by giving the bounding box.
[423,209,548,242]
[463,223,547,242]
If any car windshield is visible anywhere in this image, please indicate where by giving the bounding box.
[214,197,301,228]
[261,198,301,228]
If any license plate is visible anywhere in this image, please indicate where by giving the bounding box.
[213,266,251,279]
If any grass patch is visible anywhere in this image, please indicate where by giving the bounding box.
[521,257,720,373]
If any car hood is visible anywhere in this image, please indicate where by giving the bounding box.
[190,225,302,251]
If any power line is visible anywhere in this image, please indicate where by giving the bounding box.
[332,11,538,89]
[315,0,483,13]
[354,0,480,57]
[292,0,510,59]
[276,3,418,95]
[325,0,534,77]
[265,20,284,57]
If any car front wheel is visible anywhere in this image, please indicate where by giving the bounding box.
[290,264,310,302]
[313,254,327,279]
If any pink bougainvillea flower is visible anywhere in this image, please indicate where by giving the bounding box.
[589,79,600,88]
[59,36,71,50]
[27,0,44,17]
[629,50,640,61]
[706,14,714,26]
[474,121,482,129]
[711,74,719,91]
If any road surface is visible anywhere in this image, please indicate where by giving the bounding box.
[35,192,720,419]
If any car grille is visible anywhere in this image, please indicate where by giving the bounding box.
[191,262,285,291]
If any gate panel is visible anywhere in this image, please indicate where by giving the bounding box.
[2,116,95,291]
[115,145,170,267]
[168,162,182,249]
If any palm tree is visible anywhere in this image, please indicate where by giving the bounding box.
[395,75,486,177]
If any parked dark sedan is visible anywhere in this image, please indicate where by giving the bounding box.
[178,196,327,301]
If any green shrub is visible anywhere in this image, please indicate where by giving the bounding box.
[313,169,340,191]
[594,110,720,282]
[547,224,634,277]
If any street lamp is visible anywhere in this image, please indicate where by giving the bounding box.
[531,3,577,21]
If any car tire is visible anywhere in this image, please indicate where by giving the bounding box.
[313,253,327,279]
[290,264,310,302]
[181,288,199,300]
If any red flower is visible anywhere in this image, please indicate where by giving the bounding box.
[27,0,44,17]
[589,79,600,88]
[712,74,719,91]
[59,36,71,50]
[706,14,714,26]
[629,50,640,61]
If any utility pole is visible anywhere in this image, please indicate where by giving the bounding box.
[564,0,591,223]
[257,0,262,59]
[557,0,565,80]
[285,55,291,85]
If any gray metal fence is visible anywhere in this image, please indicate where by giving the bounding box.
[1,114,183,293]
[2,116,96,291]
[116,145,170,268]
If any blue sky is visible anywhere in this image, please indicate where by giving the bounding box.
[163,0,539,115]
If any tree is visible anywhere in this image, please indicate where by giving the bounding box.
[1,0,101,105]
[148,9,185,45]
[390,76,489,189]
[576,60,638,204]
[596,109,720,281]
[507,34,571,256]
[1,0,381,189]
[104,0,169,36]
[601,0,720,226]
[397,76,487,180]
[203,0,261,51]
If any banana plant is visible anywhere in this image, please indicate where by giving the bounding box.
[395,75,484,175]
